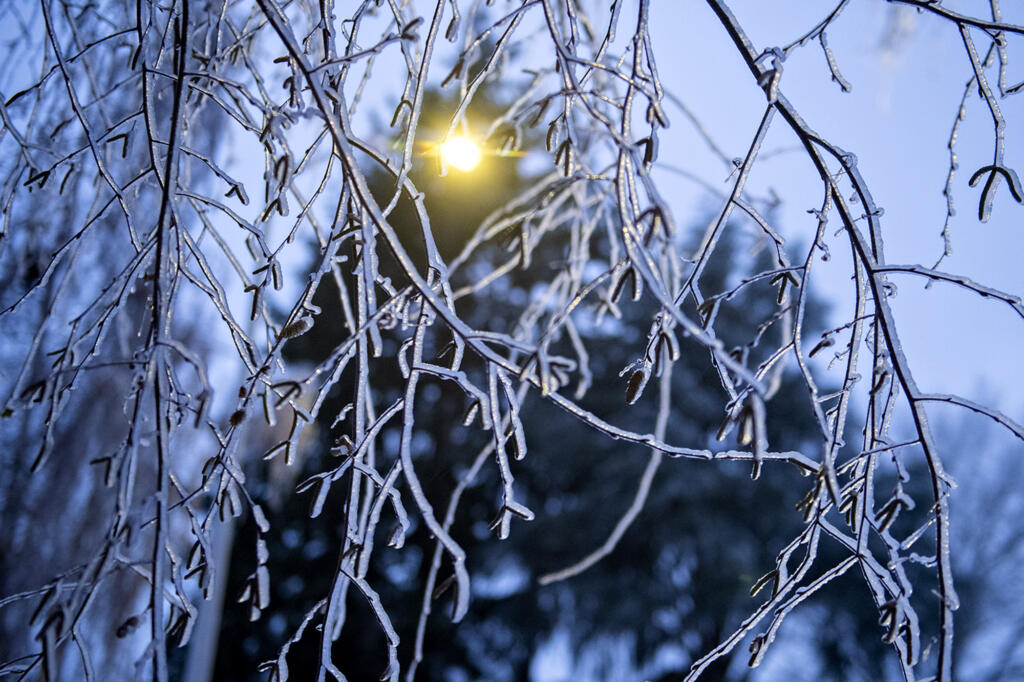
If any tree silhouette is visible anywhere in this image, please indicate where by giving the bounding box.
[1,2,1023,681]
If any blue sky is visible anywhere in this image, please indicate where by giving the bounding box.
[646,1,1024,433]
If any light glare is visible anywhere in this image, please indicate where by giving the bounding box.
[440,136,482,172]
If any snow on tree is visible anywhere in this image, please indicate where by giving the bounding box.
[0,1,1022,681]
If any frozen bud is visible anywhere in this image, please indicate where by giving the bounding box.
[278,316,313,340]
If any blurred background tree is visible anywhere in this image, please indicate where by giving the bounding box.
[206,86,892,682]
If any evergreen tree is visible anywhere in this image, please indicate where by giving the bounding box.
[213,90,885,680]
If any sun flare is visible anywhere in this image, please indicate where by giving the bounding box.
[440,136,483,172]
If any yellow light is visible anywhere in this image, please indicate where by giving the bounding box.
[440,136,482,172]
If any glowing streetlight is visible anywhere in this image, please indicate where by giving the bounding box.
[439,136,482,172]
